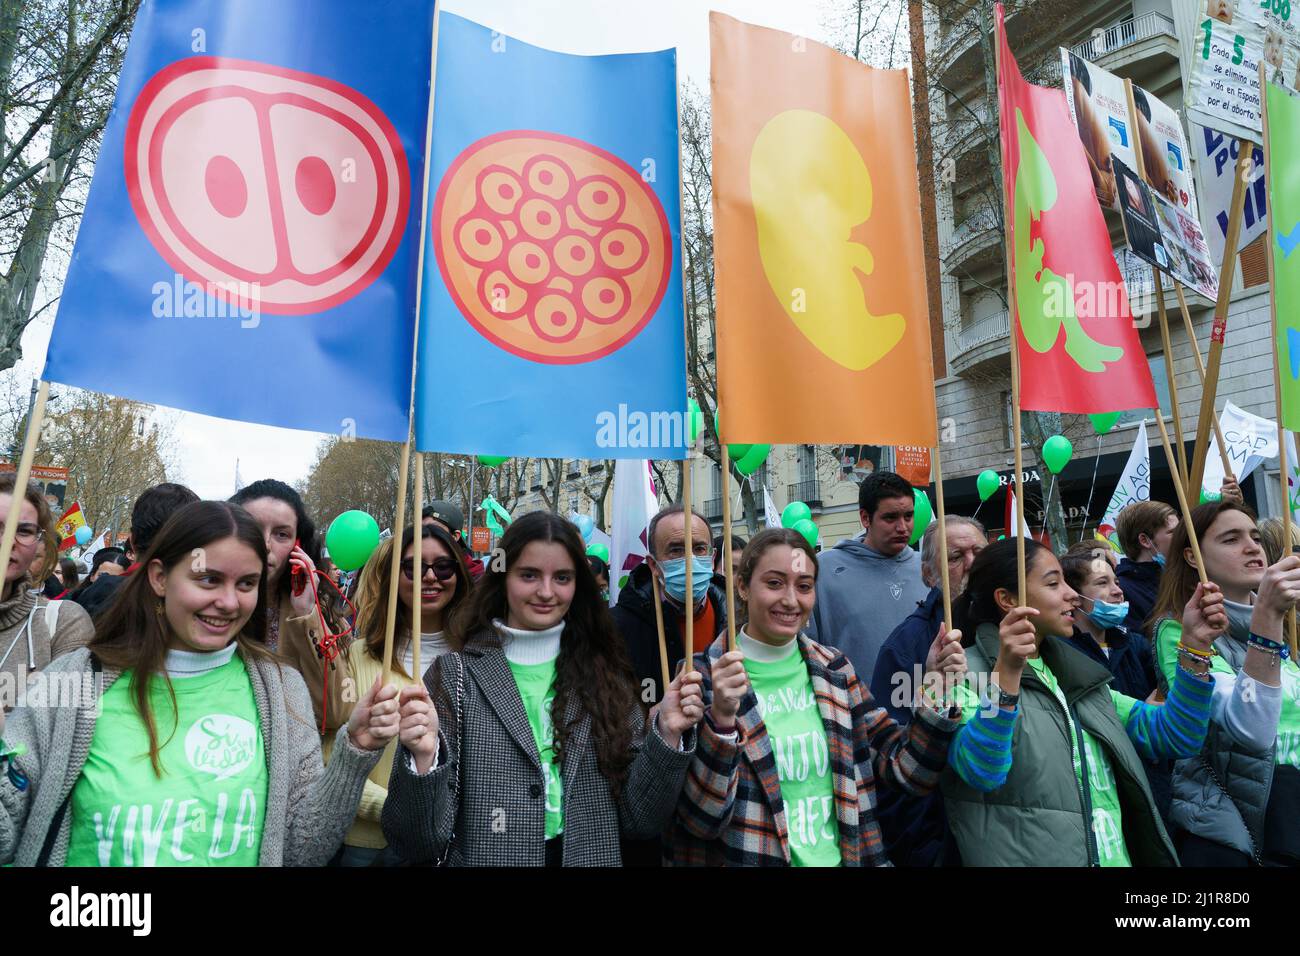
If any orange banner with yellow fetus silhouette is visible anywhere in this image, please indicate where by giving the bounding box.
[711,13,936,446]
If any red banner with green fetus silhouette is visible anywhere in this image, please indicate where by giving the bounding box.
[996,4,1156,415]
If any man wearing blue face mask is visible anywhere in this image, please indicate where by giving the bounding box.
[611,503,728,868]
[611,504,729,711]
[1115,501,1178,636]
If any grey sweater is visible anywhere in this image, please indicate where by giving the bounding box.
[0,587,94,711]
[807,533,928,683]
[0,647,381,866]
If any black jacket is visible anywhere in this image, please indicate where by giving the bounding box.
[1065,624,1157,701]
[869,586,962,867]
[1116,558,1162,636]
[70,573,127,619]
[611,561,729,709]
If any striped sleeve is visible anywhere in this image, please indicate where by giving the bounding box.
[1113,665,1214,761]
[676,720,743,840]
[861,681,961,798]
[948,703,1018,792]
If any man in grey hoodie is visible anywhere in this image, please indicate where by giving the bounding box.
[807,470,928,681]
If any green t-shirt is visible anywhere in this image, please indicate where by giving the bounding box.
[66,654,268,867]
[1025,656,1131,867]
[507,658,563,839]
[950,660,1134,866]
[1156,619,1300,768]
[745,646,841,867]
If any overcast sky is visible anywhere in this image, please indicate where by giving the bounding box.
[14,0,836,503]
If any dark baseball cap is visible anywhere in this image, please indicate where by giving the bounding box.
[422,500,463,535]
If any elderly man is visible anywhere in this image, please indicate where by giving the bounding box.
[868,514,986,868]
[869,515,987,723]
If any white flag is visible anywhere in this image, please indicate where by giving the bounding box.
[1007,485,1022,538]
[1098,420,1151,547]
[79,531,108,572]
[763,484,780,529]
[610,460,658,607]
[1203,401,1278,498]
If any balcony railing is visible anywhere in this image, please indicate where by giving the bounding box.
[945,207,1000,264]
[787,479,822,508]
[1068,11,1176,64]
[956,310,1010,355]
[703,497,723,521]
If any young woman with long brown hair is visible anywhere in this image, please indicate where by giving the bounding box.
[384,510,704,865]
[670,528,967,867]
[1148,500,1296,866]
[0,500,399,866]
[330,522,471,866]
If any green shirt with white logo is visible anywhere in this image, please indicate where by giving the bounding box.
[744,645,841,867]
[66,654,267,867]
[508,658,564,839]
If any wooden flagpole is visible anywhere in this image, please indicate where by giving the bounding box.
[1260,65,1298,655]
[720,433,738,652]
[933,441,953,630]
[992,19,1027,597]
[1174,285,1234,479]
[1152,405,1209,587]
[383,4,440,684]
[0,381,49,594]
[651,571,670,696]
[1189,138,1254,497]
[411,451,423,680]
[1123,80,1193,493]
[675,56,697,678]
[1153,271,1190,489]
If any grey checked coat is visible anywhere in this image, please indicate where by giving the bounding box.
[382,641,695,866]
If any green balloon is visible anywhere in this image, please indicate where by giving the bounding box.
[325,510,381,572]
[792,518,819,548]
[711,410,752,460]
[477,455,509,467]
[976,469,1000,502]
[1042,435,1073,475]
[909,488,933,546]
[734,443,770,476]
[781,501,812,529]
[586,543,610,563]
[687,399,704,444]
[1089,412,1122,435]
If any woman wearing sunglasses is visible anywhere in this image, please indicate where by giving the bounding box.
[0,474,94,709]
[330,523,470,865]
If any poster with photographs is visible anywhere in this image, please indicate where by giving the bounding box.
[1062,50,1199,220]
[1113,156,1220,300]
[1180,0,1300,143]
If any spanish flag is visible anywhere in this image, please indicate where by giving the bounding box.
[711,13,936,446]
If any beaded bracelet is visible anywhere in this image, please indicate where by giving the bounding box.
[1247,633,1291,662]
[0,738,27,792]
[1176,647,1213,675]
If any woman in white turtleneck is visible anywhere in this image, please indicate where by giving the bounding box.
[331,522,470,865]
[384,511,704,866]
[0,500,397,866]
[669,528,967,867]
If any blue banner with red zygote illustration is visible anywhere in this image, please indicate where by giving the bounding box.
[43,0,433,441]
[415,12,687,459]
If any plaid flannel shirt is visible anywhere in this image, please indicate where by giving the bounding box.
[666,632,960,866]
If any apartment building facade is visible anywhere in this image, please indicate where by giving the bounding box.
[928,0,1280,541]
